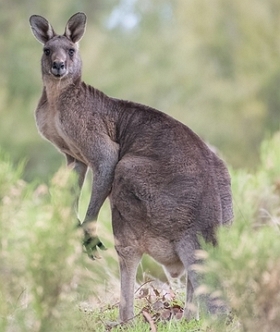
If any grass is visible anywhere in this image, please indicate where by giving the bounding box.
[72,302,202,332]
[1,133,280,331]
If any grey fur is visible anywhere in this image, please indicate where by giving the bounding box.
[29,12,233,322]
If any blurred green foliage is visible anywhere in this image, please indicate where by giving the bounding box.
[204,133,280,332]
[0,0,280,181]
[0,151,119,331]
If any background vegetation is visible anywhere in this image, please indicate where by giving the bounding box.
[1,0,280,331]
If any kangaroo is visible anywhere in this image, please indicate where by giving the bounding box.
[29,12,233,322]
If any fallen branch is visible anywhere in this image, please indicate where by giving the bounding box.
[142,310,157,332]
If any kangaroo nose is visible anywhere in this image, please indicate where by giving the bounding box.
[51,61,66,77]
[52,61,65,70]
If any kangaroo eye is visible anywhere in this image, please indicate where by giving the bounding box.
[68,49,75,56]
[44,48,50,56]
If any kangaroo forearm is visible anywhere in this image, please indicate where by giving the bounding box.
[83,137,119,223]
[83,175,113,223]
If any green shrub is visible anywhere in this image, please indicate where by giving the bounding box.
[0,151,120,331]
[205,133,280,332]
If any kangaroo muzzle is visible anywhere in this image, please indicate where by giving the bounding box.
[51,60,66,77]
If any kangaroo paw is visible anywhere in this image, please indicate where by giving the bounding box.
[83,235,107,260]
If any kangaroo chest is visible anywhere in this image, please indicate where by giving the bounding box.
[35,99,85,162]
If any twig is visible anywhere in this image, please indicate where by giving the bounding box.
[134,279,154,295]
[142,310,157,332]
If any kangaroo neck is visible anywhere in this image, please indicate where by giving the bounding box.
[43,75,81,104]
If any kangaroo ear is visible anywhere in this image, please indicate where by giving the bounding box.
[29,15,56,44]
[64,12,87,43]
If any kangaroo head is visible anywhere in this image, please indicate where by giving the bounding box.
[29,13,86,81]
